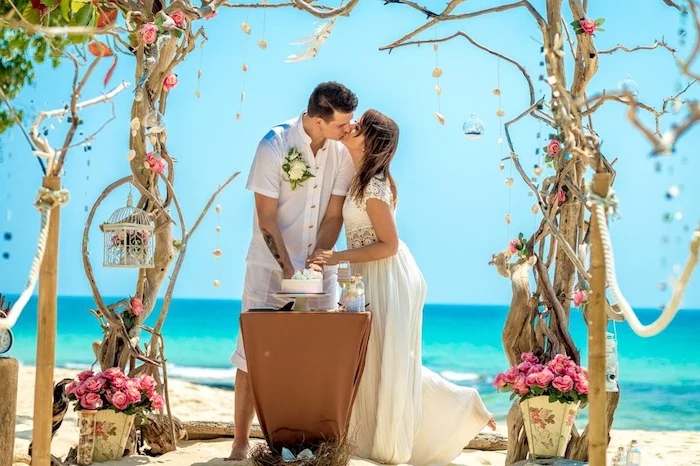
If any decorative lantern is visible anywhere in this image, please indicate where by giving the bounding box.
[605,331,619,392]
[462,114,485,139]
[101,192,155,268]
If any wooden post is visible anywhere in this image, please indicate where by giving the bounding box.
[588,172,612,466]
[32,175,62,466]
[0,357,19,466]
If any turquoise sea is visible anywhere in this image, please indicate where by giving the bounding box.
[5,295,700,431]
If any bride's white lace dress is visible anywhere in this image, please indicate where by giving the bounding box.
[344,176,492,466]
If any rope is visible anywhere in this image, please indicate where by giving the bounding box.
[588,186,699,337]
[0,187,70,330]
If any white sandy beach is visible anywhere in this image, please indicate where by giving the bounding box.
[11,365,700,466]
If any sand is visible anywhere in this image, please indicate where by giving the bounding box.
[11,365,700,466]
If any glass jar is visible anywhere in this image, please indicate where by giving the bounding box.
[341,274,365,312]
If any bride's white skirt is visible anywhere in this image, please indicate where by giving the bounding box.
[348,241,492,466]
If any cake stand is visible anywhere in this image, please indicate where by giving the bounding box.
[272,293,330,312]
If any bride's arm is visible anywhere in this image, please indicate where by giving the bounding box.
[310,198,398,265]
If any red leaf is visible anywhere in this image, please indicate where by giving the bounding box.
[88,40,113,57]
[104,56,118,87]
[97,9,118,28]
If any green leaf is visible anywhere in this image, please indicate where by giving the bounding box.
[595,18,605,26]
[548,393,558,403]
[71,0,89,13]
[60,0,70,20]
[509,392,518,401]
[70,2,93,25]
[22,2,41,24]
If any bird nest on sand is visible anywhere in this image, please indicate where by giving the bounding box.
[251,439,354,466]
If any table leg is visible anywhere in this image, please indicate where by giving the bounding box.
[293,297,309,312]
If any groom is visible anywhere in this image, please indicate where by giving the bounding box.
[228,81,358,460]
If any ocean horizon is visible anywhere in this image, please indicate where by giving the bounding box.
[4,295,700,432]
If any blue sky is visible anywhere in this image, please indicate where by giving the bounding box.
[0,0,698,309]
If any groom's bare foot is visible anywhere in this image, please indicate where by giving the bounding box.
[487,416,497,431]
[226,443,250,462]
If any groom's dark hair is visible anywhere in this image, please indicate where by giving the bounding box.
[307,81,358,122]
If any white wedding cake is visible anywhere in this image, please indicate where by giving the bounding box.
[280,268,324,294]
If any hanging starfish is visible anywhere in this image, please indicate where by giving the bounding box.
[285,21,336,63]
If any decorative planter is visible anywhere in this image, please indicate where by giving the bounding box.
[520,395,580,458]
[78,409,135,463]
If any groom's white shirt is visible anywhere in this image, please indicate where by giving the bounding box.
[245,113,355,272]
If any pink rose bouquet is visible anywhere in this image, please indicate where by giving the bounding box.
[65,367,165,415]
[493,352,589,404]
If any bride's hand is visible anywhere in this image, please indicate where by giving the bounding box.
[308,249,338,266]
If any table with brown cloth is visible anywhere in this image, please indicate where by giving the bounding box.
[240,310,372,451]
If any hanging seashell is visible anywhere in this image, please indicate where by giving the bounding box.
[496,109,505,117]
[433,43,439,52]
[130,118,140,131]
[433,112,445,125]
[242,64,248,72]
[493,88,501,96]
[432,67,443,78]
[505,214,512,224]
[149,135,157,146]
[531,204,540,214]
[127,149,136,161]
[505,177,514,187]
[213,279,221,288]
[666,185,680,199]
[258,39,268,49]
[435,85,442,95]
[194,90,201,98]
[236,113,242,120]
[497,137,503,145]
[241,22,251,34]
[215,204,222,214]
[241,92,246,102]
[533,165,543,177]
[498,163,505,171]
[213,248,223,258]
[215,226,221,233]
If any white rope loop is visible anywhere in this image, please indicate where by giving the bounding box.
[588,186,699,338]
[0,187,70,330]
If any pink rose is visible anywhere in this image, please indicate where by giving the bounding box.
[546,139,561,157]
[557,188,566,205]
[525,372,539,387]
[83,376,106,393]
[149,393,164,410]
[579,18,596,35]
[552,375,575,392]
[548,361,568,376]
[163,73,178,91]
[141,23,158,44]
[517,361,532,373]
[573,289,587,307]
[80,392,103,410]
[77,369,95,381]
[138,374,158,394]
[111,390,130,410]
[503,367,520,384]
[533,368,555,388]
[102,367,123,380]
[111,375,129,390]
[513,376,529,395]
[171,11,185,28]
[144,152,166,175]
[508,239,520,254]
[130,296,144,316]
[527,364,546,376]
[126,385,143,404]
[566,366,579,379]
[575,376,589,394]
[493,373,507,389]
[65,380,79,396]
[521,352,539,365]
[74,382,87,398]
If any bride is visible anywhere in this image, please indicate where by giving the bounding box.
[309,109,496,466]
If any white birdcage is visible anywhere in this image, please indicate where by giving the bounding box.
[101,192,155,268]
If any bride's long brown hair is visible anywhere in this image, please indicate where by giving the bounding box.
[349,109,399,205]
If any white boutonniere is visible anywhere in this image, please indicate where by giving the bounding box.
[282,147,314,190]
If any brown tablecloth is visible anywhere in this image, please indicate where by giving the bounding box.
[240,311,372,450]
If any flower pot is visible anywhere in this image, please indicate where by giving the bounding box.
[78,409,135,463]
[520,395,580,458]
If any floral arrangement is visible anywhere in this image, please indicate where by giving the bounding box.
[508,232,529,258]
[66,367,164,415]
[573,288,588,307]
[110,230,150,248]
[282,147,314,190]
[493,352,589,404]
[543,135,564,165]
[571,17,605,36]
[144,151,167,175]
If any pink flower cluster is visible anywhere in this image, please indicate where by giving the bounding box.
[130,296,144,316]
[493,352,589,402]
[65,367,164,413]
[144,151,166,175]
[573,289,587,307]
